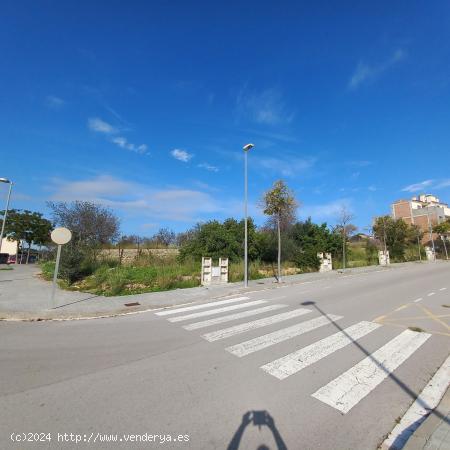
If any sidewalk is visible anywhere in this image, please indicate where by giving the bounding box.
[403,386,450,450]
[0,261,418,321]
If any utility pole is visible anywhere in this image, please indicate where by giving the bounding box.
[0,178,13,253]
[243,143,254,288]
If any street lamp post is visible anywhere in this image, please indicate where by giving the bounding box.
[243,143,254,288]
[0,178,13,253]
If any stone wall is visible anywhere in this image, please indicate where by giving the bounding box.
[100,248,179,264]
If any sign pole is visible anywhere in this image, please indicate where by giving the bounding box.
[49,227,72,309]
[51,244,62,309]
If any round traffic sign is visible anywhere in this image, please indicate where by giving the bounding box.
[51,227,72,245]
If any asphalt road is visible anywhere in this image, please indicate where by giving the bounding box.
[1,262,449,450]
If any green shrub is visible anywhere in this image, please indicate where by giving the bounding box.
[293,250,320,271]
[40,261,55,279]
[58,245,100,284]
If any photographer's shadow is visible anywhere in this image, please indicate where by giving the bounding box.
[227,411,288,450]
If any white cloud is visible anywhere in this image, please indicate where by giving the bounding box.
[111,137,148,154]
[401,178,450,192]
[436,179,450,189]
[50,175,132,199]
[45,95,65,109]
[87,117,147,155]
[300,199,353,221]
[88,117,118,134]
[348,49,406,90]
[198,163,219,172]
[171,149,193,162]
[255,156,315,177]
[48,175,223,222]
[402,180,434,193]
[236,87,294,125]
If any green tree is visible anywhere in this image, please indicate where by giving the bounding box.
[178,218,258,262]
[433,219,450,235]
[433,219,450,260]
[47,201,120,249]
[373,216,412,261]
[261,180,298,282]
[409,224,425,261]
[1,209,52,263]
[290,218,342,271]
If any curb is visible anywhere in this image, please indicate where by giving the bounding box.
[0,264,407,322]
[380,354,450,449]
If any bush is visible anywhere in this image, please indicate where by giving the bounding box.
[403,245,423,262]
[293,250,320,271]
[365,240,379,265]
[59,245,97,284]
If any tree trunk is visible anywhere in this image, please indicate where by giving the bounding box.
[342,231,346,270]
[26,242,31,264]
[20,241,24,264]
[277,216,281,283]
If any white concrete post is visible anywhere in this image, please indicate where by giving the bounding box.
[378,250,390,266]
[201,257,212,285]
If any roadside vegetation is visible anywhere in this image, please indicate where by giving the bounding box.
[33,181,438,297]
[0,209,52,263]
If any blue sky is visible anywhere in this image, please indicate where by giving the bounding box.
[1,1,450,235]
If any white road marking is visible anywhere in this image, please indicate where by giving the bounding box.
[395,305,408,312]
[226,314,343,357]
[427,292,435,297]
[168,300,267,322]
[202,308,312,342]
[414,298,423,303]
[261,321,380,380]
[381,354,450,450]
[439,287,447,291]
[155,296,249,316]
[312,329,431,414]
[183,304,287,330]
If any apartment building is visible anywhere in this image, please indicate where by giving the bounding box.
[392,194,450,243]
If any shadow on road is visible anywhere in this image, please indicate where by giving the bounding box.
[227,411,287,450]
[300,300,449,447]
[52,295,100,309]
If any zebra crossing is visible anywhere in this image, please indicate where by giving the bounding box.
[155,295,432,414]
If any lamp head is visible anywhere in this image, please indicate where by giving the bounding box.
[243,143,254,152]
[0,178,11,184]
